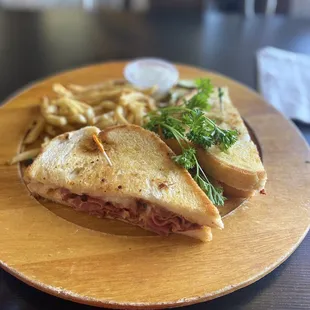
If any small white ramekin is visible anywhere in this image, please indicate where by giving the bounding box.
[124,58,179,96]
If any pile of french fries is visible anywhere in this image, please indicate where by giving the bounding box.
[9,80,157,164]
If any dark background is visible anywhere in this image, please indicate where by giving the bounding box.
[0,6,309,310]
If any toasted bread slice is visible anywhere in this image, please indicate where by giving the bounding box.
[201,88,266,193]
[25,125,223,241]
[165,88,267,196]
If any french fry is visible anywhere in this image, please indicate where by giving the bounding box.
[120,91,148,106]
[76,101,92,110]
[24,117,45,144]
[115,106,129,124]
[94,114,110,124]
[42,136,50,148]
[67,84,87,92]
[97,100,116,110]
[131,106,144,125]
[80,89,123,102]
[53,83,73,97]
[141,85,158,95]
[59,97,85,114]
[8,148,41,165]
[41,97,58,115]
[68,81,114,93]
[57,105,72,116]
[146,97,157,111]
[48,104,58,114]
[69,100,87,114]
[40,96,50,117]
[55,99,79,116]
[95,116,115,129]
[45,114,67,127]
[131,85,158,96]
[73,79,128,92]
[96,121,112,130]
[68,114,87,125]
[85,108,95,125]
[59,96,91,112]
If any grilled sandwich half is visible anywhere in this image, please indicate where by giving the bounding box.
[24,125,223,241]
[166,87,267,198]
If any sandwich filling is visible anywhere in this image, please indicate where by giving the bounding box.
[60,189,201,235]
[28,181,202,235]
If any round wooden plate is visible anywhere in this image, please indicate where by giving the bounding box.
[0,62,309,309]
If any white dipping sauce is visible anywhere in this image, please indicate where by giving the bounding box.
[124,58,179,96]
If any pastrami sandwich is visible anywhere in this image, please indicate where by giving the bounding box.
[24,125,223,241]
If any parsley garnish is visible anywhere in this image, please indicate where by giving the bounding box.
[187,78,213,110]
[145,78,238,206]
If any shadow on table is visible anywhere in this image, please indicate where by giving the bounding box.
[293,120,310,145]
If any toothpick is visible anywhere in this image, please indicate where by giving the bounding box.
[92,134,112,167]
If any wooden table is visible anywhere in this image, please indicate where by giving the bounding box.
[0,9,309,310]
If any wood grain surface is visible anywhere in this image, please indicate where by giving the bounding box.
[0,62,309,309]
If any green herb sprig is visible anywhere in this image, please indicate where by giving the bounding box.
[145,78,238,206]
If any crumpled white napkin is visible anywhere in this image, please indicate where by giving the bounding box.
[257,46,310,123]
